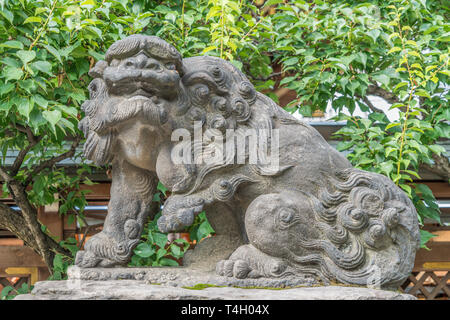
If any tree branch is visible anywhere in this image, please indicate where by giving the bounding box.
[15,124,39,144]
[251,71,283,81]
[7,181,55,271]
[0,202,36,249]
[10,136,43,176]
[367,84,401,105]
[0,166,12,183]
[24,136,81,186]
[356,94,386,114]
[0,202,70,261]
[6,124,43,177]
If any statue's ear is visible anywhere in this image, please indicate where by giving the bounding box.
[89,60,108,78]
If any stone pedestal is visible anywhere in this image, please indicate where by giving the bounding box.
[15,267,416,300]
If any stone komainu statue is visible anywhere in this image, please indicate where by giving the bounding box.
[75,35,420,289]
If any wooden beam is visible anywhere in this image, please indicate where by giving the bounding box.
[414,241,450,271]
[0,246,46,268]
[0,239,23,246]
[79,183,111,199]
[37,206,64,242]
[422,182,450,198]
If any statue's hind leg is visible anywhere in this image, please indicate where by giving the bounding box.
[216,244,291,279]
[75,159,157,267]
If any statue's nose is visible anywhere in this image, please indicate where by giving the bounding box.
[136,54,148,69]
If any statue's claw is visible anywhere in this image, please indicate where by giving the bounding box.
[216,259,261,279]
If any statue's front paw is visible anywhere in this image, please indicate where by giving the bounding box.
[75,250,101,268]
[75,250,121,268]
[157,195,204,232]
[75,232,133,268]
[157,212,195,233]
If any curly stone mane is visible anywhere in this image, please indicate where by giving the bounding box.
[304,169,420,288]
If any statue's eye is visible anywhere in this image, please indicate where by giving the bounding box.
[148,62,161,71]
[166,63,176,70]
[279,209,294,223]
[124,60,134,68]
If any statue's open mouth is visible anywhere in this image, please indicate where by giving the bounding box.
[128,88,155,100]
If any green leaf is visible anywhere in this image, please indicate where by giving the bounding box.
[16,50,36,65]
[33,94,48,108]
[1,286,14,300]
[424,25,439,35]
[393,82,408,92]
[170,244,182,257]
[356,52,367,69]
[428,144,445,156]
[157,181,167,196]
[419,230,436,249]
[436,34,450,42]
[0,8,14,24]
[43,44,62,64]
[388,47,402,54]
[0,40,23,49]
[336,141,354,152]
[379,161,394,176]
[400,184,412,196]
[87,49,104,61]
[283,57,298,66]
[263,0,285,7]
[415,89,431,99]
[0,83,15,95]
[134,243,155,258]
[43,109,61,132]
[3,66,23,81]
[159,258,179,266]
[156,248,167,261]
[197,220,214,240]
[17,98,33,119]
[371,74,390,87]
[31,61,52,75]
[23,16,42,24]
[174,238,190,250]
[386,122,401,130]
[367,29,381,43]
[152,232,168,249]
[202,46,217,54]
[415,184,434,199]
[53,254,63,270]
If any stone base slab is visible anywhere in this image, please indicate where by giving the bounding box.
[67,266,318,288]
[14,266,416,300]
[15,279,415,300]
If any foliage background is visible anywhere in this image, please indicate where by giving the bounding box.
[0,0,448,287]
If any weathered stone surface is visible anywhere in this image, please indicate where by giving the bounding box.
[68,266,318,288]
[74,34,421,290]
[15,280,416,300]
